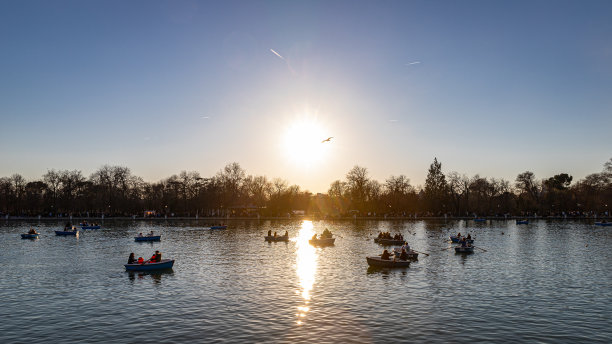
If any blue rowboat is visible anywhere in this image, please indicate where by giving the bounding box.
[125,259,174,271]
[450,236,474,244]
[516,220,529,225]
[81,225,101,229]
[210,225,227,230]
[134,235,161,242]
[374,238,405,246]
[473,218,487,222]
[366,256,411,268]
[595,222,612,226]
[21,233,39,239]
[55,230,78,236]
[455,246,475,253]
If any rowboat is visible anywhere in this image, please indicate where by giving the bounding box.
[595,222,612,227]
[21,233,39,239]
[455,246,475,253]
[265,235,289,242]
[210,225,227,230]
[124,259,174,271]
[450,236,474,244]
[473,218,487,222]
[134,235,161,242]
[374,238,405,245]
[81,225,101,229]
[309,237,335,246]
[55,230,78,236]
[516,220,529,225]
[366,256,411,268]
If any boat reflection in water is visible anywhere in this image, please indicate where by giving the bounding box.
[295,220,317,325]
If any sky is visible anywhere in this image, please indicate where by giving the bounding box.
[1,0,611,193]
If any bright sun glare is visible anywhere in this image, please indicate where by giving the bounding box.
[283,118,329,167]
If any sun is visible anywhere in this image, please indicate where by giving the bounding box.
[283,118,329,167]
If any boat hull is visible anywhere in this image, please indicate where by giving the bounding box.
[125,259,174,271]
[265,235,289,242]
[210,226,227,230]
[455,246,475,253]
[374,238,405,245]
[134,236,161,242]
[21,234,39,239]
[309,238,335,246]
[366,256,411,268]
[473,219,487,222]
[55,230,78,236]
[595,222,612,227]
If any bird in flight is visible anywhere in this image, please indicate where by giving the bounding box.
[321,137,333,143]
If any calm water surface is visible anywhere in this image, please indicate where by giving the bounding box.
[1,219,610,343]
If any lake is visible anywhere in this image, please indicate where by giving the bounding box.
[1,219,610,343]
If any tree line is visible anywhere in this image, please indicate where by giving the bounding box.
[1,158,610,218]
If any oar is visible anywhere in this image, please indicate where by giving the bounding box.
[473,246,488,252]
[412,250,430,256]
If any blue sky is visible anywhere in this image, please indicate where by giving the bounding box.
[1,0,611,192]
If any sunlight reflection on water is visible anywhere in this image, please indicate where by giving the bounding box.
[295,220,317,325]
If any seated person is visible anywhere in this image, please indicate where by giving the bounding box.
[267,230,272,237]
[28,228,37,234]
[154,250,161,262]
[149,252,157,262]
[381,249,391,260]
[138,232,143,237]
[137,257,144,264]
[311,234,318,240]
[467,234,471,240]
[284,230,288,237]
[399,249,408,260]
[127,253,136,264]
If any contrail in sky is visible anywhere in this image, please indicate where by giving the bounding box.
[406,61,421,65]
[270,49,285,60]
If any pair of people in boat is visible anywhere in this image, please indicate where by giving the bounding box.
[138,231,155,237]
[381,249,410,261]
[28,228,38,235]
[456,233,471,240]
[64,222,76,231]
[267,230,288,237]
[128,251,162,264]
[377,232,403,241]
[460,237,472,247]
[312,229,333,240]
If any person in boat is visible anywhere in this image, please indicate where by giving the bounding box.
[461,237,467,247]
[138,232,143,237]
[267,230,272,237]
[381,249,391,260]
[28,228,38,235]
[457,232,461,238]
[402,241,410,253]
[128,253,136,264]
[65,222,72,230]
[378,232,383,239]
[149,231,154,237]
[467,234,472,240]
[399,249,409,261]
[322,228,332,238]
[273,231,277,237]
[154,250,161,262]
[311,233,318,240]
[137,256,144,264]
[284,230,288,237]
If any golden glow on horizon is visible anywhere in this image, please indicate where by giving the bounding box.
[295,220,317,325]
[283,117,329,168]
